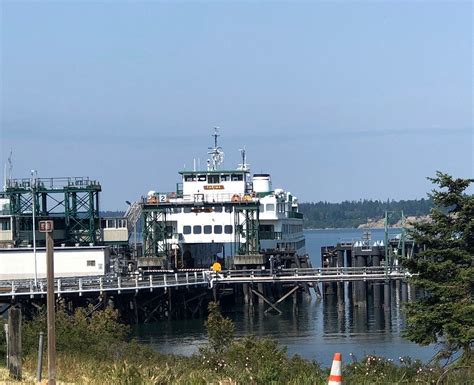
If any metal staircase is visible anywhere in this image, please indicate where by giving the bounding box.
[124,201,142,237]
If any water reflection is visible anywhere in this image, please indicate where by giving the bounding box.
[133,229,435,365]
[134,287,435,366]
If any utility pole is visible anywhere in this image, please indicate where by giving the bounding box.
[31,170,38,287]
[40,220,56,385]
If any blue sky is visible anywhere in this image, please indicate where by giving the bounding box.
[1,1,472,210]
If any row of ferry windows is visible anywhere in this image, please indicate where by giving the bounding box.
[282,224,303,234]
[183,174,244,183]
[259,204,285,212]
[183,225,233,235]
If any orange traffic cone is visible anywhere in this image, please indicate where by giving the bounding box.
[328,352,342,385]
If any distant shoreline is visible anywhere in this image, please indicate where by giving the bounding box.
[303,227,403,231]
[303,215,430,231]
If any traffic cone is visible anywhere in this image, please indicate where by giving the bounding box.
[328,352,342,385]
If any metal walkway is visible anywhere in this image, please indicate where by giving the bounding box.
[206,266,409,287]
[0,267,409,299]
[0,272,208,299]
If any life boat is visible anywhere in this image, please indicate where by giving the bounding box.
[231,194,241,203]
[147,196,158,204]
[242,194,252,202]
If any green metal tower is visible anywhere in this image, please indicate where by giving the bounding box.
[234,202,260,255]
[3,177,101,246]
[141,206,172,258]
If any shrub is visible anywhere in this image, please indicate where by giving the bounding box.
[203,301,235,355]
[22,304,129,357]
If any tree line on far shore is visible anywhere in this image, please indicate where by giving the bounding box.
[299,198,433,229]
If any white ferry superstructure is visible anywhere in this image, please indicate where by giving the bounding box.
[142,130,306,269]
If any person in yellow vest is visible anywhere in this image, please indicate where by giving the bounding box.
[211,262,222,272]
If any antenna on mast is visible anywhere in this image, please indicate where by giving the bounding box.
[213,127,219,148]
[238,147,250,171]
[207,127,224,171]
[3,150,13,189]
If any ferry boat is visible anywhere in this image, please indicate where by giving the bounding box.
[141,129,306,270]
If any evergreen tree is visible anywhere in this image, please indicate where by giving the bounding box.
[402,172,473,363]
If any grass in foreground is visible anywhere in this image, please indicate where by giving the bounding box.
[0,303,472,384]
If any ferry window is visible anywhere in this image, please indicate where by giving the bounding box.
[214,225,222,234]
[172,207,182,213]
[204,225,212,234]
[183,226,191,234]
[208,175,220,184]
[259,224,273,232]
[224,225,233,234]
[87,260,96,267]
[231,174,243,181]
[107,219,116,228]
[214,206,223,213]
[259,204,265,213]
[225,206,233,213]
[0,219,10,230]
[183,207,192,213]
[193,225,202,234]
[266,204,275,211]
[221,174,230,182]
[197,175,207,182]
[184,175,195,182]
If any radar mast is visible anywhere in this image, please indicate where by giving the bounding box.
[237,147,250,171]
[207,127,224,171]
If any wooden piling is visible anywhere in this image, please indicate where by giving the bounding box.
[7,307,22,380]
[257,283,264,304]
[383,280,391,311]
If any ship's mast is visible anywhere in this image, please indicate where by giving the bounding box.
[237,147,250,172]
[3,150,13,190]
[207,127,224,171]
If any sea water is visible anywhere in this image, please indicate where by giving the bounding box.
[133,229,437,366]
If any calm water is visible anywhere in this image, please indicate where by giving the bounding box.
[134,229,437,366]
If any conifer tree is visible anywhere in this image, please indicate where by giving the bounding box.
[403,172,473,362]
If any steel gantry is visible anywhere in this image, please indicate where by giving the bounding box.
[141,205,172,258]
[2,177,101,247]
[141,199,261,264]
[233,203,260,255]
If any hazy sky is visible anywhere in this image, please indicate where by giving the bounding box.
[1,1,472,210]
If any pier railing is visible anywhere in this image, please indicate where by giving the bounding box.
[204,266,410,287]
[0,272,208,299]
[0,266,411,299]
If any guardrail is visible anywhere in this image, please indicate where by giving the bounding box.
[204,266,410,287]
[6,177,100,190]
[0,267,411,299]
[0,272,208,299]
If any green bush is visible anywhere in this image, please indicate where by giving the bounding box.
[203,301,235,355]
[22,304,129,357]
[3,303,472,384]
